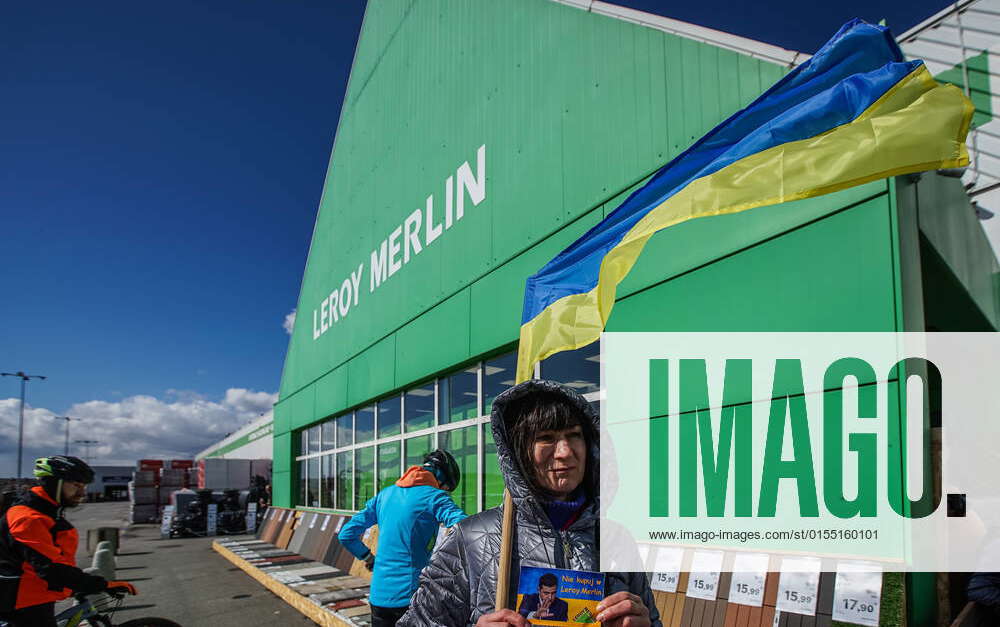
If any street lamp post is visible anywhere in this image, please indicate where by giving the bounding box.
[52,416,80,456]
[75,440,99,463]
[2,371,47,479]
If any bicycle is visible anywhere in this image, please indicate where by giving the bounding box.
[50,589,181,627]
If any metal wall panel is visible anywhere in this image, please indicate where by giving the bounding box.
[314,365,349,422]
[279,0,796,414]
[607,196,900,333]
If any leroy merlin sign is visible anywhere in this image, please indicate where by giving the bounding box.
[600,333,1000,573]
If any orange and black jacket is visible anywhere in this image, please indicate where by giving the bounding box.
[0,486,107,610]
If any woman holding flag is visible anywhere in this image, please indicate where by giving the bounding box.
[398,379,658,627]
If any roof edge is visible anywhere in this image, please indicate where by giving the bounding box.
[550,0,809,67]
[897,0,979,43]
[194,413,273,460]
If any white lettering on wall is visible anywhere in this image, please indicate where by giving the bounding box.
[425,195,442,245]
[404,208,423,263]
[312,144,487,341]
[370,240,388,292]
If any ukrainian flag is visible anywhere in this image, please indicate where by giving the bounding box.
[515,19,973,383]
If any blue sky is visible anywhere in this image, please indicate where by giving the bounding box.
[0,0,950,469]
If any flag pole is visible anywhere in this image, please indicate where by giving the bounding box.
[495,489,515,610]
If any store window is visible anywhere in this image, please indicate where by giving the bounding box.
[337,412,353,449]
[439,365,478,424]
[404,382,435,432]
[355,446,375,509]
[322,454,335,507]
[356,405,375,444]
[378,442,401,491]
[299,459,308,507]
[483,352,516,414]
[336,450,353,510]
[540,343,599,395]
[377,395,401,439]
[300,430,309,457]
[405,434,433,468]
[483,428,504,510]
[321,420,336,451]
[440,426,478,513]
[308,457,320,507]
[308,425,322,455]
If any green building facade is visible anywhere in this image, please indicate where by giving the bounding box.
[274,1,1000,621]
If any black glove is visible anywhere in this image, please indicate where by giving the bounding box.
[363,552,375,571]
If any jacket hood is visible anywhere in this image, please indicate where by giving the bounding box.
[395,465,440,489]
[490,379,599,509]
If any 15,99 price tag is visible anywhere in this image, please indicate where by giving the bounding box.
[650,547,683,593]
[686,550,724,601]
[728,553,769,607]
[831,562,882,627]
[776,556,821,616]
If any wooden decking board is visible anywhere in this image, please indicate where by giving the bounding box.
[763,573,778,607]
[816,573,835,614]
[670,593,687,627]
[713,601,730,627]
[723,601,740,627]
[734,603,751,627]
[212,540,354,627]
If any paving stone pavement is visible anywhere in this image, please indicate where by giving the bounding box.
[59,500,313,626]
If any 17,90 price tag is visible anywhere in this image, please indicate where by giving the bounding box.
[686,550,724,601]
[831,562,882,627]
[728,553,769,607]
[776,556,821,616]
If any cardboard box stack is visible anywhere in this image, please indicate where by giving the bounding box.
[159,464,186,511]
[128,462,160,523]
[169,459,194,487]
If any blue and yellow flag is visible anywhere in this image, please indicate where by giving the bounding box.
[515,19,973,383]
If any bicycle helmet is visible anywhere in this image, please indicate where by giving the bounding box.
[34,456,95,483]
[422,449,461,492]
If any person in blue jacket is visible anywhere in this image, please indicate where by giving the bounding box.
[339,449,468,627]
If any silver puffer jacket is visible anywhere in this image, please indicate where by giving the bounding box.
[399,379,660,627]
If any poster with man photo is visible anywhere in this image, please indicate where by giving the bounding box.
[516,565,604,625]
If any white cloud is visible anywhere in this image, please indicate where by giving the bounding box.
[0,388,276,475]
[283,309,296,335]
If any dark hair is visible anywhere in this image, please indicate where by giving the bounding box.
[539,573,558,589]
[506,391,594,500]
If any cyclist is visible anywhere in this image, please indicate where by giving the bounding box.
[0,456,137,627]
[339,449,468,627]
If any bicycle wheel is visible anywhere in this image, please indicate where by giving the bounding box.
[115,619,182,627]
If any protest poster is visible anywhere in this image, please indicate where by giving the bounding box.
[516,565,604,625]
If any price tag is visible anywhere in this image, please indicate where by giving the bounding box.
[309,513,319,529]
[637,543,652,569]
[206,503,218,536]
[650,547,683,592]
[776,556,821,616]
[831,562,882,627]
[160,505,174,539]
[321,515,331,532]
[245,503,258,532]
[728,553,769,607]
[686,550,723,601]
